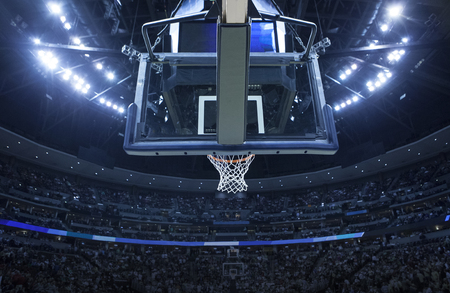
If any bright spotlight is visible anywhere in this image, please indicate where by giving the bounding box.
[380,24,389,32]
[352,96,359,102]
[334,105,341,111]
[399,49,405,55]
[346,100,351,105]
[49,3,61,14]
[345,69,351,75]
[394,54,401,61]
[96,63,103,70]
[402,37,409,43]
[33,38,41,44]
[63,74,70,80]
[73,75,79,81]
[85,84,90,89]
[340,74,347,80]
[386,72,393,78]
[366,81,373,87]
[38,50,45,57]
[375,81,381,87]
[75,83,82,90]
[106,101,112,107]
[48,58,59,69]
[118,107,125,113]
[81,88,88,94]
[78,79,84,85]
[99,98,105,104]
[388,54,395,61]
[388,6,402,18]
[113,104,118,110]
[60,16,66,23]
[107,72,114,80]
[73,38,81,45]
[369,43,376,48]
[380,76,387,83]
[369,86,375,92]
[340,103,346,108]
[64,23,71,30]
[351,64,357,70]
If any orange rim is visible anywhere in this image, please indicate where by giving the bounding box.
[207,154,255,164]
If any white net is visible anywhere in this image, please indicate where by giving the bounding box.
[207,154,255,194]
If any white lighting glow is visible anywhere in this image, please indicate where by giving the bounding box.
[64,22,71,30]
[380,76,387,83]
[118,107,125,113]
[388,54,395,61]
[388,6,402,18]
[38,50,44,57]
[49,3,61,14]
[81,88,88,94]
[369,86,375,92]
[352,96,359,102]
[107,72,114,80]
[351,64,357,70]
[334,105,341,111]
[33,38,40,44]
[75,83,82,90]
[85,84,90,89]
[340,103,346,108]
[375,81,381,87]
[345,69,351,75]
[78,79,84,85]
[366,81,373,87]
[106,101,112,107]
[340,74,347,80]
[402,37,409,43]
[63,74,70,80]
[73,75,79,81]
[346,100,351,105]
[73,38,81,45]
[386,72,392,78]
[99,98,105,104]
[399,49,405,55]
[113,104,118,110]
[381,24,389,32]
[60,16,66,23]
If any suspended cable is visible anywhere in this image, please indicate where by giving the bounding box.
[129,0,140,46]
[314,0,324,40]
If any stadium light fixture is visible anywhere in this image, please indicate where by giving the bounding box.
[334,105,341,111]
[340,74,347,80]
[352,96,359,102]
[99,98,105,104]
[64,22,71,30]
[49,3,61,14]
[340,102,346,108]
[107,72,114,80]
[73,38,81,45]
[113,104,118,110]
[118,107,125,113]
[60,16,66,23]
[380,24,389,32]
[346,100,351,105]
[402,37,409,43]
[388,5,403,18]
[106,101,112,107]
[96,63,103,70]
[33,38,40,44]
[351,64,357,70]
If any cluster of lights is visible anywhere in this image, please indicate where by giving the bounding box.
[387,49,406,63]
[61,70,91,94]
[366,71,392,92]
[37,51,59,69]
[334,96,359,111]
[339,63,358,80]
[49,3,72,30]
[99,97,125,114]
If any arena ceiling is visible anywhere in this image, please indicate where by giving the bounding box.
[0,0,450,180]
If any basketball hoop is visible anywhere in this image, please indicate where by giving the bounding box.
[207,154,255,194]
